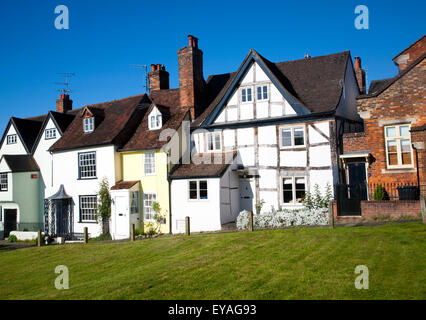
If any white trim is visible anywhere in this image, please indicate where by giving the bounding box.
[240,86,253,103]
[143,191,157,222]
[279,125,306,149]
[384,124,414,169]
[188,179,209,201]
[205,132,222,152]
[83,117,94,133]
[143,152,156,176]
[280,176,306,206]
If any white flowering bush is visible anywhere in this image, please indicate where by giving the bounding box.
[236,208,329,230]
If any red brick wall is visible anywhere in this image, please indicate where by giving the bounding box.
[361,200,421,220]
[353,59,426,187]
[394,36,426,73]
[342,132,367,153]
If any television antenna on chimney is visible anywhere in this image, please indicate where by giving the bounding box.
[130,64,148,94]
[55,72,75,94]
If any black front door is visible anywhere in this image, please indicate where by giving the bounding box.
[55,199,70,236]
[4,209,17,237]
[347,162,368,200]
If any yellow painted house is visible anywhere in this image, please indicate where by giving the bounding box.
[116,99,190,234]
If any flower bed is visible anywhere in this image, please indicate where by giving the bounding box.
[236,208,329,230]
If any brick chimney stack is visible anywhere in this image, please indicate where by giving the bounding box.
[178,35,206,119]
[149,64,170,92]
[56,94,73,113]
[354,57,366,95]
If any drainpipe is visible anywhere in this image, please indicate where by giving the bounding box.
[412,143,420,189]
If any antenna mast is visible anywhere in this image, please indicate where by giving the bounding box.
[55,72,75,94]
[130,64,148,94]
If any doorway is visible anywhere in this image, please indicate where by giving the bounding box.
[239,179,254,212]
[114,196,129,239]
[4,209,17,237]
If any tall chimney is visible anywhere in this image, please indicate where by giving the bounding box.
[149,64,169,92]
[56,94,73,113]
[354,57,366,94]
[178,35,206,119]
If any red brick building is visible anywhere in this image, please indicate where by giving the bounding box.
[341,35,426,198]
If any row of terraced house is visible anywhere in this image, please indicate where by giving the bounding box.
[0,35,424,240]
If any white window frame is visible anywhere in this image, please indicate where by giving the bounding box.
[79,195,97,222]
[78,152,97,179]
[206,132,222,152]
[281,176,306,205]
[45,128,57,140]
[149,114,162,130]
[6,134,17,145]
[130,191,139,215]
[256,84,269,101]
[0,173,8,192]
[241,87,253,103]
[83,117,95,133]
[279,126,306,149]
[144,152,156,176]
[188,180,209,201]
[384,124,414,169]
[143,192,157,221]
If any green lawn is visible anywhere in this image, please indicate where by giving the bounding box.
[0,223,425,300]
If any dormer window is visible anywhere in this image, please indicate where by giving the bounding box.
[45,128,57,140]
[148,107,163,130]
[83,117,94,133]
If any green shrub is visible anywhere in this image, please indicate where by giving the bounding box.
[373,185,389,200]
[7,235,18,243]
[134,228,144,236]
[302,183,332,210]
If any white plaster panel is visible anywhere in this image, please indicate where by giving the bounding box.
[309,125,328,144]
[228,90,238,106]
[259,169,277,189]
[237,147,255,166]
[309,145,332,167]
[270,84,282,102]
[223,129,235,148]
[240,103,254,120]
[258,126,277,145]
[241,64,254,84]
[259,147,277,166]
[270,103,283,117]
[255,62,268,82]
[309,169,333,195]
[259,191,279,213]
[215,109,226,123]
[227,107,238,122]
[256,101,269,119]
[237,128,254,146]
[284,100,297,115]
[280,151,307,167]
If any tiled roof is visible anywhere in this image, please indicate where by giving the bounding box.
[368,78,393,95]
[50,94,150,152]
[2,155,40,172]
[170,151,237,179]
[110,180,139,190]
[193,51,350,126]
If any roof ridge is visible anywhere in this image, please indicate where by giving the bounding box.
[82,93,147,109]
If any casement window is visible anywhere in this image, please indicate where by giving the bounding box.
[149,114,162,130]
[189,180,208,200]
[0,173,8,192]
[206,132,221,152]
[78,152,97,179]
[143,192,157,221]
[144,152,156,175]
[130,191,139,214]
[257,85,268,101]
[282,177,306,204]
[6,135,17,145]
[280,126,305,148]
[45,128,57,140]
[385,124,413,168]
[79,195,97,222]
[241,87,253,103]
[83,117,95,133]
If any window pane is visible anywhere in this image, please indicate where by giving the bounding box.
[189,190,197,199]
[199,181,207,190]
[388,153,398,166]
[263,86,268,100]
[156,115,161,127]
[144,153,155,174]
[386,126,396,137]
[257,86,262,100]
[214,133,221,150]
[207,133,214,151]
[295,178,306,203]
[387,140,397,153]
[399,126,409,137]
[294,128,304,146]
[189,181,197,199]
[247,88,252,101]
[281,129,292,147]
[400,139,411,152]
[242,89,246,102]
[189,181,197,190]
[283,178,293,203]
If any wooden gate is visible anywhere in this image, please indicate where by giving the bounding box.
[335,184,367,216]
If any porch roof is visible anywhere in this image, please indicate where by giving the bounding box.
[110,180,139,190]
[1,155,39,172]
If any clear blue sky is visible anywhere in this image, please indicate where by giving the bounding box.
[0,0,424,131]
